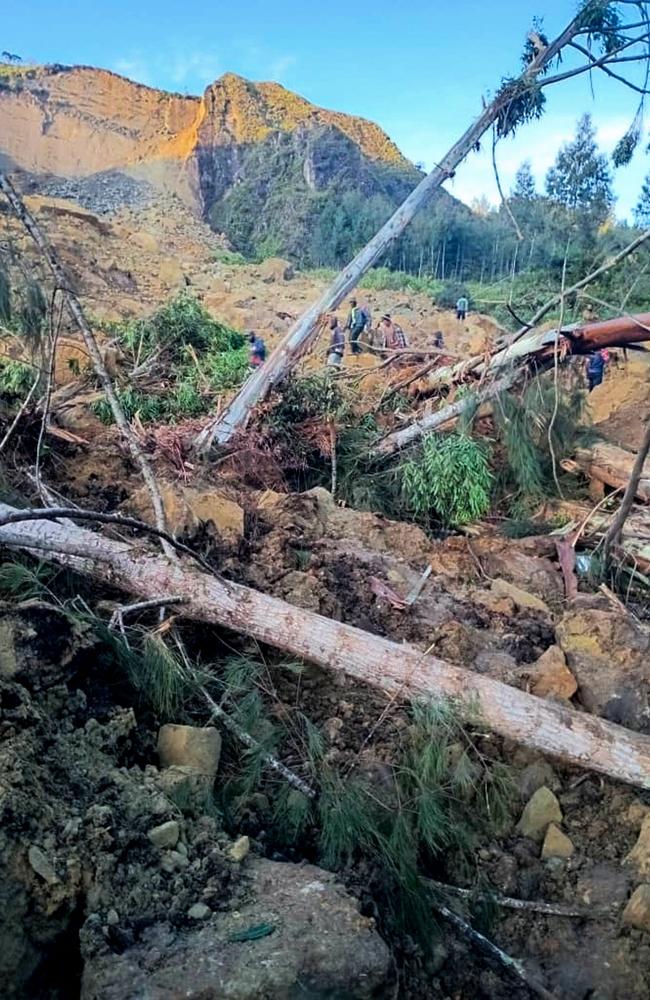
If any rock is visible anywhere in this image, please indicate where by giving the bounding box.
[516,786,562,841]
[228,835,250,863]
[541,823,574,859]
[157,725,221,778]
[257,257,294,283]
[155,765,214,816]
[147,820,180,850]
[556,608,650,728]
[107,910,119,927]
[130,483,244,545]
[491,578,550,614]
[518,760,560,801]
[28,845,59,885]
[626,815,650,875]
[471,589,516,615]
[81,858,390,999]
[187,903,211,921]
[529,645,577,700]
[626,801,650,829]
[623,885,650,932]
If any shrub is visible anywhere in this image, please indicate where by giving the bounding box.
[435,282,471,310]
[401,432,493,525]
[0,358,33,398]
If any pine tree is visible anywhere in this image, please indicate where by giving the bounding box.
[511,161,537,200]
[545,113,613,223]
[634,175,650,228]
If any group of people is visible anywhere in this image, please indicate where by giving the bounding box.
[327,298,409,366]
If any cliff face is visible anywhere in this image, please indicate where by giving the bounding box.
[0,65,413,209]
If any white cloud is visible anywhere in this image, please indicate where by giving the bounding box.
[267,54,296,83]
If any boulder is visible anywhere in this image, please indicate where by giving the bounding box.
[147,820,180,850]
[257,257,295,283]
[491,579,550,614]
[556,608,650,728]
[516,786,562,841]
[626,815,650,876]
[228,835,250,863]
[157,725,221,778]
[518,760,560,801]
[541,823,574,859]
[81,858,390,999]
[529,645,577,701]
[130,483,244,544]
[623,885,650,933]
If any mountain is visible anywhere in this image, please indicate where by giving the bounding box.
[0,64,443,264]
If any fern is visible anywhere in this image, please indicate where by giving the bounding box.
[0,559,51,601]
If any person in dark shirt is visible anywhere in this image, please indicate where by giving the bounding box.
[345,298,370,355]
[327,315,345,367]
[248,331,266,368]
[585,350,606,391]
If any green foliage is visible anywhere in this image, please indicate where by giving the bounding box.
[546,113,613,224]
[578,1,625,53]
[0,358,33,398]
[634,174,650,227]
[213,248,248,266]
[493,375,588,510]
[401,433,493,526]
[94,293,248,425]
[0,559,52,601]
[435,281,471,310]
[19,279,47,348]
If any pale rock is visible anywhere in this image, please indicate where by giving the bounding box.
[107,909,119,926]
[130,483,244,544]
[229,835,250,863]
[157,725,221,778]
[187,902,211,921]
[28,845,59,885]
[518,760,560,801]
[623,884,650,932]
[541,823,574,859]
[625,815,650,875]
[530,645,577,700]
[491,578,550,614]
[147,820,180,850]
[626,801,650,829]
[516,786,562,841]
[257,257,294,283]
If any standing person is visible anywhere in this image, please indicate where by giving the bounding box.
[248,331,266,369]
[378,314,409,351]
[326,314,345,367]
[456,294,469,322]
[345,297,370,355]
[585,350,606,392]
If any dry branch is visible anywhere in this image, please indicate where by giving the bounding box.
[0,173,173,557]
[2,501,650,790]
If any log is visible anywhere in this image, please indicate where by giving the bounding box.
[572,442,650,501]
[193,11,591,453]
[2,502,650,790]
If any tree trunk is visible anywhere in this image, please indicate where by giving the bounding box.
[193,13,586,453]
[572,441,650,501]
[3,502,650,790]
[604,421,650,562]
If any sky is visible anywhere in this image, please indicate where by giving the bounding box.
[3,0,648,218]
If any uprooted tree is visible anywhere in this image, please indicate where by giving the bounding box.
[194,1,650,452]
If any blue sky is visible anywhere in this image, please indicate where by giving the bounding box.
[3,0,647,217]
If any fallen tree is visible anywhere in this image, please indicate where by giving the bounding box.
[565,441,650,502]
[379,312,650,455]
[193,4,650,452]
[2,502,650,790]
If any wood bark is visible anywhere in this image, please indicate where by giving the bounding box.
[604,421,650,562]
[194,12,588,452]
[572,441,650,502]
[0,173,173,558]
[379,313,650,455]
[3,502,650,790]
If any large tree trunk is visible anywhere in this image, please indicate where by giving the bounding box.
[193,14,586,454]
[379,313,650,455]
[571,441,650,502]
[2,502,650,790]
